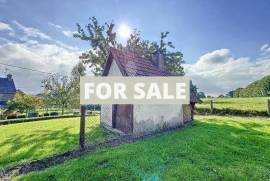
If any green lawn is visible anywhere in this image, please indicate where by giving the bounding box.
[197,97,269,112]
[0,116,114,168]
[16,115,270,181]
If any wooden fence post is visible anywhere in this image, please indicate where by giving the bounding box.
[210,100,214,113]
[80,105,86,149]
[267,99,270,116]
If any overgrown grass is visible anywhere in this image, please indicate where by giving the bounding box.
[16,115,270,181]
[0,116,114,168]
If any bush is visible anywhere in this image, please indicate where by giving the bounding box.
[50,112,59,116]
[43,113,50,117]
[73,111,80,116]
[17,115,26,119]
[28,112,38,118]
[7,114,17,119]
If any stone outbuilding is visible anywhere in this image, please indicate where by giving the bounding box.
[101,48,197,135]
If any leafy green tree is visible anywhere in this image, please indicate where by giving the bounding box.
[226,91,234,98]
[74,17,118,75]
[126,30,185,75]
[70,61,86,108]
[6,90,40,114]
[74,17,184,75]
[197,92,206,99]
[42,74,75,114]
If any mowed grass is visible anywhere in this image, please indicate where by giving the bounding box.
[0,116,114,168]
[16,115,270,181]
[197,97,269,112]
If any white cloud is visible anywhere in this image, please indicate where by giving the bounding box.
[0,41,82,94]
[0,21,85,94]
[48,22,76,38]
[13,20,52,40]
[184,48,270,96]
[62,30,76,38]
[260,43,269,51]
[0,21,12,31]
[12,20,78,51]
[0,21,14,36]
[48,22,63,29]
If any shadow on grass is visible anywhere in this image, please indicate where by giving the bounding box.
[0,124,113,169]
[17,117,270,181]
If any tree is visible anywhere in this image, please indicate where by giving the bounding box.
[74,17,118,75]
[70,61,86,108]
[42,74,75,114]
[6,90,40,114]
[74,17,185,75]
[226,91,234,98]
[126,30,185,75]
[197,91,206,99]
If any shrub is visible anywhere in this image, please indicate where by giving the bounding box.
[44,113,50,117]
[7,114,17,119]
[17,115,26,119]
[50,112,59,116]
[73,111,80,116]
[28,112,38,118]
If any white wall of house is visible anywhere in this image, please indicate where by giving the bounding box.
[101,58,186,134]
[133,104,183,135]
[100,59,122,127]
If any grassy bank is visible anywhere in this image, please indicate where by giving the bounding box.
[0,116,113,168]
[16,115,270,181]
[196,97,269,116]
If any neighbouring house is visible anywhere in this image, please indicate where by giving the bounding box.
[0,74,16,106]
[101,48,199,135]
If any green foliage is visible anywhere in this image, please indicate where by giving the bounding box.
[74,17,118,75]
[126,30,185,75]
[197,91,206,98]
[16,116,270,180]
[74,17,185,75]
[230,75,270,97]
[69,61,86,108]
[6,90,42,114]
[42,74,75,114]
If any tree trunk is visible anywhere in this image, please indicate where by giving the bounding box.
[61,105,64,115]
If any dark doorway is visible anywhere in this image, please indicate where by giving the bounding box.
[112,104,133,134]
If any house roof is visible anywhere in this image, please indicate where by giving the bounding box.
[0,77,16,94]
[103,47,199,103]
[103,47,170,76]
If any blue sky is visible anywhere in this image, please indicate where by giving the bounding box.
[0,0,270,95]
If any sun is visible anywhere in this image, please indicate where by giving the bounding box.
[118,23,131,39]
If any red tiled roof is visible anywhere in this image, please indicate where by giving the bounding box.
[102,48,199,103]
[103,47,170,76]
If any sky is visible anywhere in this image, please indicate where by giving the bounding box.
[0,0,270,96]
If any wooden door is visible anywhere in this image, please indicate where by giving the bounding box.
[112,104,133,134]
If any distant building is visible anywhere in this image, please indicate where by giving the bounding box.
[0,74,16,106]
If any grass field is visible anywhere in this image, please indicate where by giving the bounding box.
[0,116,114,168]
[15,115,270,181]
[197,97,269,112]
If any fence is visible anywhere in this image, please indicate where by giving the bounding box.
[196,99,270,117]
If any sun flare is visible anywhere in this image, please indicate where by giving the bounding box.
[118,23,131,39]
